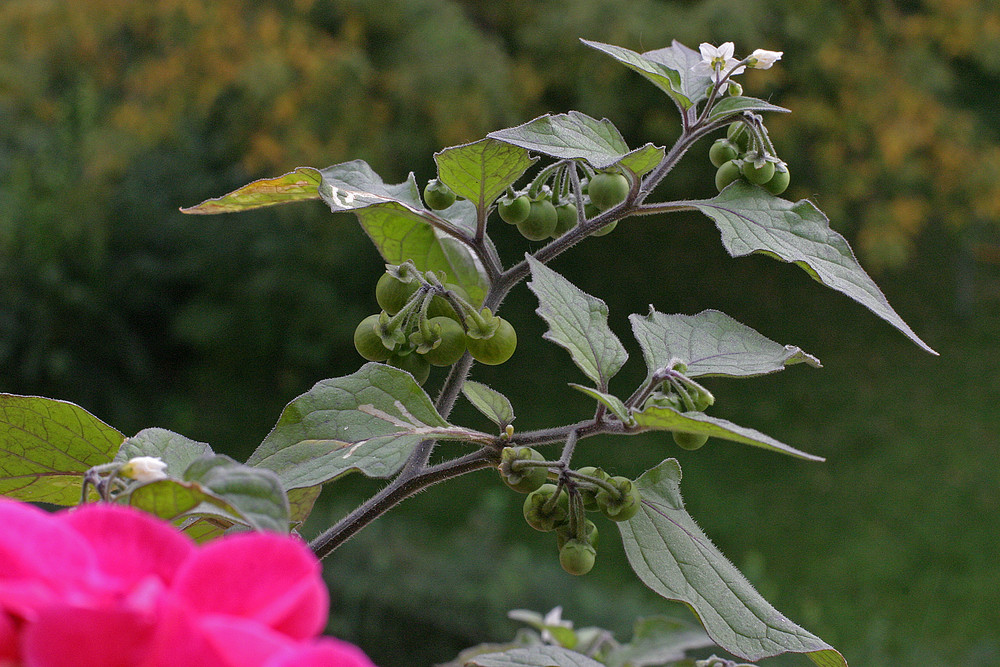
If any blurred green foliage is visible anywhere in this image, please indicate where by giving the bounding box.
[2,0,999,665]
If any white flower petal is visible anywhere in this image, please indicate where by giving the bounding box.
[122,456,168,482]
[750,49,783,69]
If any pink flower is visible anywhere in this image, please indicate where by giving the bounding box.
[0,499,376,667]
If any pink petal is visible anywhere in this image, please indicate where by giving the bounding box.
[0,500,97,617]
[264,638,378,667]
[173,533,328,640]
[20,605,157,667]
[198,615,298,667]
[60,503,195,588]
[0,611,19,664]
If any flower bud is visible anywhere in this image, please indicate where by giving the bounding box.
[120,456,168,482]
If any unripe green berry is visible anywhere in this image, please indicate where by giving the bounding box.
[517,199,558,240]
[552,202,578,237]
[764,165,790,195]
[523,483,569,532]
[587,172,630,211]
[353,313,393,362]
[709,139,739,168]
[423,178,456,210]
[498,195,531,224]
[421,317,467,366]
[727,122,751,152]
[466,317,516,365]
[559,539,597,576]
[715,160,742,192]
[375,272,419,316]
[673,431,709,451]
[556,519,599,550]
[742,159,775,185]
[499,446,548,493]
[574,466,608,512]
[596,476,641,522]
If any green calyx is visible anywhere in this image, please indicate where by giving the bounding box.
[595,476,641,522]
[499,446,549,493]
[523,483,570,532]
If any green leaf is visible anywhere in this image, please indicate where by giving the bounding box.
[435,138,536,210]
[581,40,697,109]
[183,454,290,533]
[629,308,821,380]
[287,485,323,524]
[620,459,847,666]
[177,516,231,543]
[319,160,489,305]
[467,646,604,667]
[691,181,936,354]
[640,40,715,108]
[0,394,123,505]
[708,96,791,122]
[180,167,323,214]
[247,363,492,489]
[632,405,823,462]
[604,616,714,667]
[125,479,228,523]
[113,427,214,478]
[489,112,664,175]
[568,384,633,425]
[526,256,628,389]
[462,380,515,428]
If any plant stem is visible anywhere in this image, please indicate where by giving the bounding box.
[310,447,496,559]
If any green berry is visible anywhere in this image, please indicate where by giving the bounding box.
[423,178,456,210]
[387,351,430,385]
[421,317,467,366]
[353,313,393,362]
[559,539,596,576]
[375,272,419,316]
[517,199,558,240]
[764,165,790,195]
[427,283,470,322]
[498,195,531,224]
[499,447,548,493]
[552,202,578,237]
[742,159,775,185]
[596,476,641,522]
[466,317,516,365]
[523,484,569,532]
[673,431,709,451]
[587,172,629,211]
[591,220,617,237]
[709,139,739,168]
[715,160,742,192]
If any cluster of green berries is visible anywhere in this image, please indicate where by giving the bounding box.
[641,363,716,451]
[495,170,628,241]
[498,446,642,576]
[353,267,517,381]
[711,122,789,195]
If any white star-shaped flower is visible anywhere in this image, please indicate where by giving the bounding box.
[693,42,745,92]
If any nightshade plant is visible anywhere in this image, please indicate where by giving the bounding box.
[0,39,936,666]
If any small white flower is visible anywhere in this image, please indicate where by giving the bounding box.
[748,49,783,69]
[693,42,745,92]
[121,456,168,482]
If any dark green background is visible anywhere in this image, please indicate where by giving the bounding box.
[2,1,998,665]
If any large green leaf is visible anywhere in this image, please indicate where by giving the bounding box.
[632,405,823,462]
[582,40,714,110]
[466,646,603,667]
[180,167,324,214]
[435,138,536,211]
[691,182,936,354]
[620,459,847,667]
[629,308,820,380]
[488,112,664,175]
[319,160,489,305]
[113,427,213,478]
[527,256,628,389]
[0,395,123,504]
[247,363,492,489]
